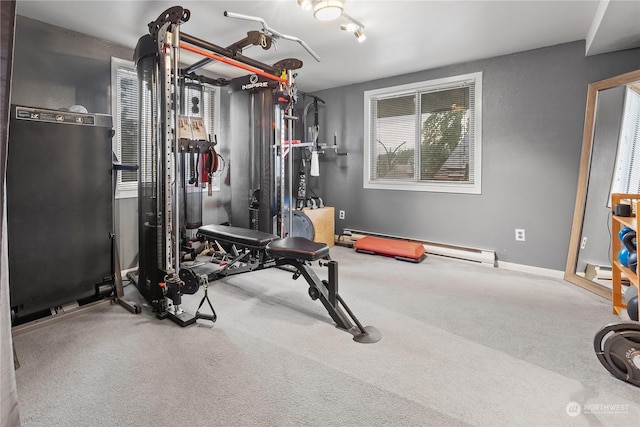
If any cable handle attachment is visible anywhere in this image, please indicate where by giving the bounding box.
[224,11,321,62]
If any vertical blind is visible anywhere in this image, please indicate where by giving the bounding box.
[611,87,640,195]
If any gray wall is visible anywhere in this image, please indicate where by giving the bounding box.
[309,41,640,271]
[10,16,640,273]
[10,16,232,269]
[11,16,130,113]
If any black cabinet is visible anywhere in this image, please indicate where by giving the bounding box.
[7,105,114,321]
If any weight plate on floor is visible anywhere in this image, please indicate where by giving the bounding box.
[593,322,640,387]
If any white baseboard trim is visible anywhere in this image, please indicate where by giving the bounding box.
[343,228,496,267]
[497,261,565,279]
[423,243,495,266]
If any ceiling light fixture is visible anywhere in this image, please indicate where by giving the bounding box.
[313,0,344,21]
[298,1,366,42]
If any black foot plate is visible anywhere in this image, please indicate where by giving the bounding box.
[158,310,197,327]
[353,325,382,344]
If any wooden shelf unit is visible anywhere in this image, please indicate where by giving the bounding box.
[610,193,640,318]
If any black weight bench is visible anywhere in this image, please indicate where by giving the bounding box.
[182,224,380,343]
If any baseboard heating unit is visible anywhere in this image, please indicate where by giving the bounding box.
[342,228,496,267]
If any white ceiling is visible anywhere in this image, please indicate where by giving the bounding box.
[15,0,640,92]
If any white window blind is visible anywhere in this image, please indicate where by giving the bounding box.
[111,58,139,197]
[111,58,220,197]
[611,87,640,195]
[182,83,220,189]
[364,72,482,194]
[203,89,216,144]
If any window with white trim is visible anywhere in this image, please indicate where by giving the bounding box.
[364,72,482,193]
[111,57,220,198]
[610,86,640,196]
[111,58,139,198]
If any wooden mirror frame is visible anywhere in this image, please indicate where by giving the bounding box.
[565,69,640,298]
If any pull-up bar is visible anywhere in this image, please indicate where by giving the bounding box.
[180,43,286,83]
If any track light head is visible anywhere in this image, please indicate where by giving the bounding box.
[340,21,358,33]
[297,0,312,12]
[340,14,366,43]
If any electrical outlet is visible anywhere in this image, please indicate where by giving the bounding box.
[339,210,345,220]
[581,236,587,249]
[515,228,525,241]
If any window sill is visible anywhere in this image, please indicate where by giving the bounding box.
[115,188,138,200]
[364,180,481,194]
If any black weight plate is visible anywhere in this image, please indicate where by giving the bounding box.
[283,210,315,240]
[273,58,304,72]
[594,322,640,387]
[603,333,640,385]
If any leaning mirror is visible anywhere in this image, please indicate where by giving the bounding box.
[565,69,640,298]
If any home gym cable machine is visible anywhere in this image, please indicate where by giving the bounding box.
[133,6,299,325]
[132,6,380,342]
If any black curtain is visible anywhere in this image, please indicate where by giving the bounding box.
[1,1,21,425]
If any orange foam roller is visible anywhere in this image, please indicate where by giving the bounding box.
[354,236,426,262]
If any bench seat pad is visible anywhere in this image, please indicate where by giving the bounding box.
[198,224,279,249]
[267,237,329,261]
